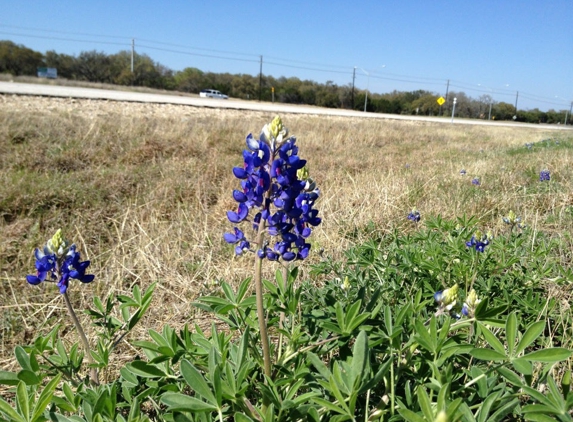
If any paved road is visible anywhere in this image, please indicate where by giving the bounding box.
[0,81,570,131]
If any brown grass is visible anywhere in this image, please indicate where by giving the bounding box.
[1,94,571,375]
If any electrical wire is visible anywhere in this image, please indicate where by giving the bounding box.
[0,24,568,107]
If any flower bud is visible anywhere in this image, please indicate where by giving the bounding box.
[45,229,70,257]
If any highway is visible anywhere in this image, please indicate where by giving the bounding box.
[0,81,570,131]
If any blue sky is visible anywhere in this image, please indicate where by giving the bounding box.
[1,0,571,111]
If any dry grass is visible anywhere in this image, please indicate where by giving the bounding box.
[1,94,571,374]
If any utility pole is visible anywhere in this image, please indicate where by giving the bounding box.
[131,38,134,73]
[566,101,572,125]
[514,91,519,119]
[351,67,356,110]
[443,79,450,116]
[259,55,263,102]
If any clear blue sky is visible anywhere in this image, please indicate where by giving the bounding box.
[1,0,571,111]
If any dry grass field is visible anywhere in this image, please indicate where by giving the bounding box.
[1,94,571,374]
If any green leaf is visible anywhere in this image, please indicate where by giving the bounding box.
[512,357,532,375]
[497,367,523,386]
[478,323,506,356]
[16,381,29,422]
[521,413,560,422]
[15,346,32,372]
[416,387,433,421]
[0,370,20,386]
[126,360,166,378]
[506,312,517,357]
[234,413,255,422]
[397,408,425,422]
[0,396,25,422]
[308,352,332,381]
[160,393,218,412]
[516,321,545,354]
[46,413,75,422]
[312,397,348,416]
[17,370,40,386]
[180,360,217,406]
[414,319,435,354]
[476,391,501,422]
[522,348,572,363]
[32,374,61,422]
[350,331,368,386]
[470,348,507,362]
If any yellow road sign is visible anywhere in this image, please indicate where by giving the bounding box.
[437,96,446,106]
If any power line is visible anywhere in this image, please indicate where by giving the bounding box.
[137,43,259,64]
[0,31,129,47]
[0,23,128,40]
[0,25,567,108]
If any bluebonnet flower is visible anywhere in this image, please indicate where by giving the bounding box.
[461,289,481,318]
[466,229,492,253]
[224,116,321,262]
[471,177,480,186]
[539,169,550,181]
[435,284,458,312]
[26,229,95,294]
[460,169,466,176]
[525,143,533,149]
[407,209,420,222]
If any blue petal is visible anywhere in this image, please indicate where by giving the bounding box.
[233,190,248,203]
[26,275,42,285]
[224,232,239,243]
[233,167,248,179]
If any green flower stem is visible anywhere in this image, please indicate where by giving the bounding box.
[253,215,272,406]
[63,291,99,385]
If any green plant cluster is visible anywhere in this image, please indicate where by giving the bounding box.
[1,215,573,421]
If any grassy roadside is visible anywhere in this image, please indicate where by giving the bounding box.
[1,93,572,371]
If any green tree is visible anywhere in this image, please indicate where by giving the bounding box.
[74,50,113,83]
[44,50,77,79]
[0,40,44,76]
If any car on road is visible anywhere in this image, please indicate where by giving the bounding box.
[199,89,228,99]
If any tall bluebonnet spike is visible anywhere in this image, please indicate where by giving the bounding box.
[224,116,321,262]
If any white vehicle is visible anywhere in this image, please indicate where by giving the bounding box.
[199,89,228,99]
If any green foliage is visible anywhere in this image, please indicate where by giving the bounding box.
[2,216,573,421]
[0,41,44,76]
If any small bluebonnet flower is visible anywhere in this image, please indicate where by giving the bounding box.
[539,169,550,181]
[26,230,95,294]
[471,177,480,186]
[466,230,492,253]
[224,116,321,262]
[502,210,526,229]
[460,169,466,176]
[407,209,420,222]
[461,289,481,318]
[435,284,458,312]
[525,143,533,149]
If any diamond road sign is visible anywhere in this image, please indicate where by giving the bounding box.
[437,96,446,106]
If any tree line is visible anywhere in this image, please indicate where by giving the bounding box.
[0,40,570,124]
